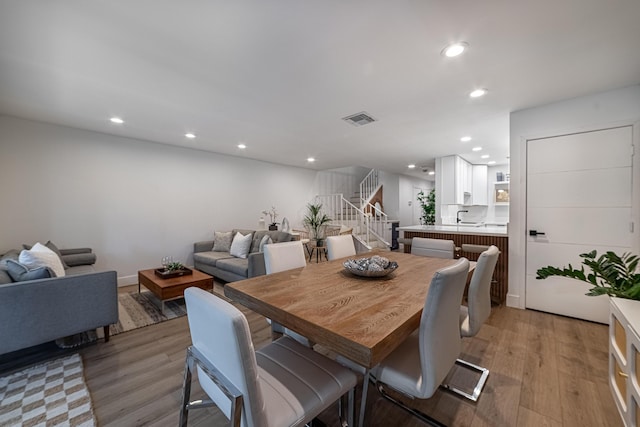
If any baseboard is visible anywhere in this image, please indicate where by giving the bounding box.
[506,293,522,308]
[117,274,138,287]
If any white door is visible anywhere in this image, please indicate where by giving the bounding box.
[413,186,423,224]
[525,126,634,323]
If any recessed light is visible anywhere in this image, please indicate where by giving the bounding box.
[441,42,468,58]
[428,171,435,176]
[307,157,315,163]
[110,117,124,124]
[472,146,482,152]
[237,143,246,149]
[488,160,497,165]
[481,154,490,159]
[469,88,487,98]
[408,164,416,169]
[185,133,196,139]
[460,136,472,142]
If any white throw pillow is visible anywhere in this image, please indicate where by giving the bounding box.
[229,232,252,259]
[19,242,66,277]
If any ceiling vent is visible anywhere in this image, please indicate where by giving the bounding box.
[342,111,377,127]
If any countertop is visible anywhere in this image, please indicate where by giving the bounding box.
[398,224,508,236]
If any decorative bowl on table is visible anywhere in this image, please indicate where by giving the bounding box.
[343,255,398,277]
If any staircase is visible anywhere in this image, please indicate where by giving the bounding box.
[315,169,391,250]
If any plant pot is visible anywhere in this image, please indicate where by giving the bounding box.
[268,224,278,231]
[316,239,324,247]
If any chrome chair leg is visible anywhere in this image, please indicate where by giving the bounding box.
[440,358,489,402]
[338,388,355,427]
[180,346,244,427]
[376,382,447,427]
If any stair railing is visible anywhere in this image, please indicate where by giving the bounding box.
[359,169,379,208]
[315,194,390,249]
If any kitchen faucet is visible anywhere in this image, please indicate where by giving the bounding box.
[456,210,468,224]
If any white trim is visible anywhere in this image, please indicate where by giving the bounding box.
[118,274,138,287]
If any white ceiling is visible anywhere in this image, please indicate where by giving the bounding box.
[1,1,640,178]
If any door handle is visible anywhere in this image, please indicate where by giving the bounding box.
[529,230,546,236]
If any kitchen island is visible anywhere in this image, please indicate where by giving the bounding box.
[398,224,508,303]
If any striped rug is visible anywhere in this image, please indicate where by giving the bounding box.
[107,290,187,335]
[0,354,96,426]
[107,290,187,336]
[56,291,188,348]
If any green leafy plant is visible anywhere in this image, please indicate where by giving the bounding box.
[166,261,185,272]
[417,189,436,225]
[536,250,640,300]
[303,203,332,242]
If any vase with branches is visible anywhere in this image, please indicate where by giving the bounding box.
[303,203,332,246]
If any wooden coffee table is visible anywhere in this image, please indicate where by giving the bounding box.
[138,268,214,314]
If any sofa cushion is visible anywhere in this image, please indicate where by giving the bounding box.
[19,243,65,277]
[66,265,96,276]
[5,259,54,282]
[212,231,233,252]
[193,251,233,267]
[0,269,12,284]
[215,257,249,277]
[230,232,252,259]
[250,230,291,253]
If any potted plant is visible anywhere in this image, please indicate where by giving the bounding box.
[303,203,332,246]
[417,189,436,225]
[536,250,640,300]
[262,206,279,230]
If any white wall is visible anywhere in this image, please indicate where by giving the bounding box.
[508,84,640,308]
[398,175,434,226]
[0,116,318,284]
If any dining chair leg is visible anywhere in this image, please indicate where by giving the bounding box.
[179,350,194,427]
[338,388,355,427]
[376,382,447,427]
[358,371,371,427]
[440,358,489,402]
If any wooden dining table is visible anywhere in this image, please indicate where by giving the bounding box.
[224,251,459,369]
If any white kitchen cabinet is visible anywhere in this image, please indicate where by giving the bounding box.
[610,297,640,426]
[471,165,488,205]
[440,155,472,205]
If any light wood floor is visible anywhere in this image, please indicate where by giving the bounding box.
[78,283,622,427]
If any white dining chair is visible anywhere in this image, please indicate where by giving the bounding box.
[369,257,470,426]
[326,235,356,261]
[180,287,357,427]
[442,245,500,402]
[263,241,312,346]
[410,237,455,259]
[263,240,307,274]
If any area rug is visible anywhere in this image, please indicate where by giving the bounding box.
[107,290,188,336]
[56,291,188,348]
[0,354,96,427]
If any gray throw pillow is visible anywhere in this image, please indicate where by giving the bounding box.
[5,259,54,282]
[0,250,20,270]
[259,235,273,252]
[212,231,233,252]
[45,240,70,269]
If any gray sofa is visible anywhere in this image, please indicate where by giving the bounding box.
[194,229,293,282]
[0,247,118,355]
